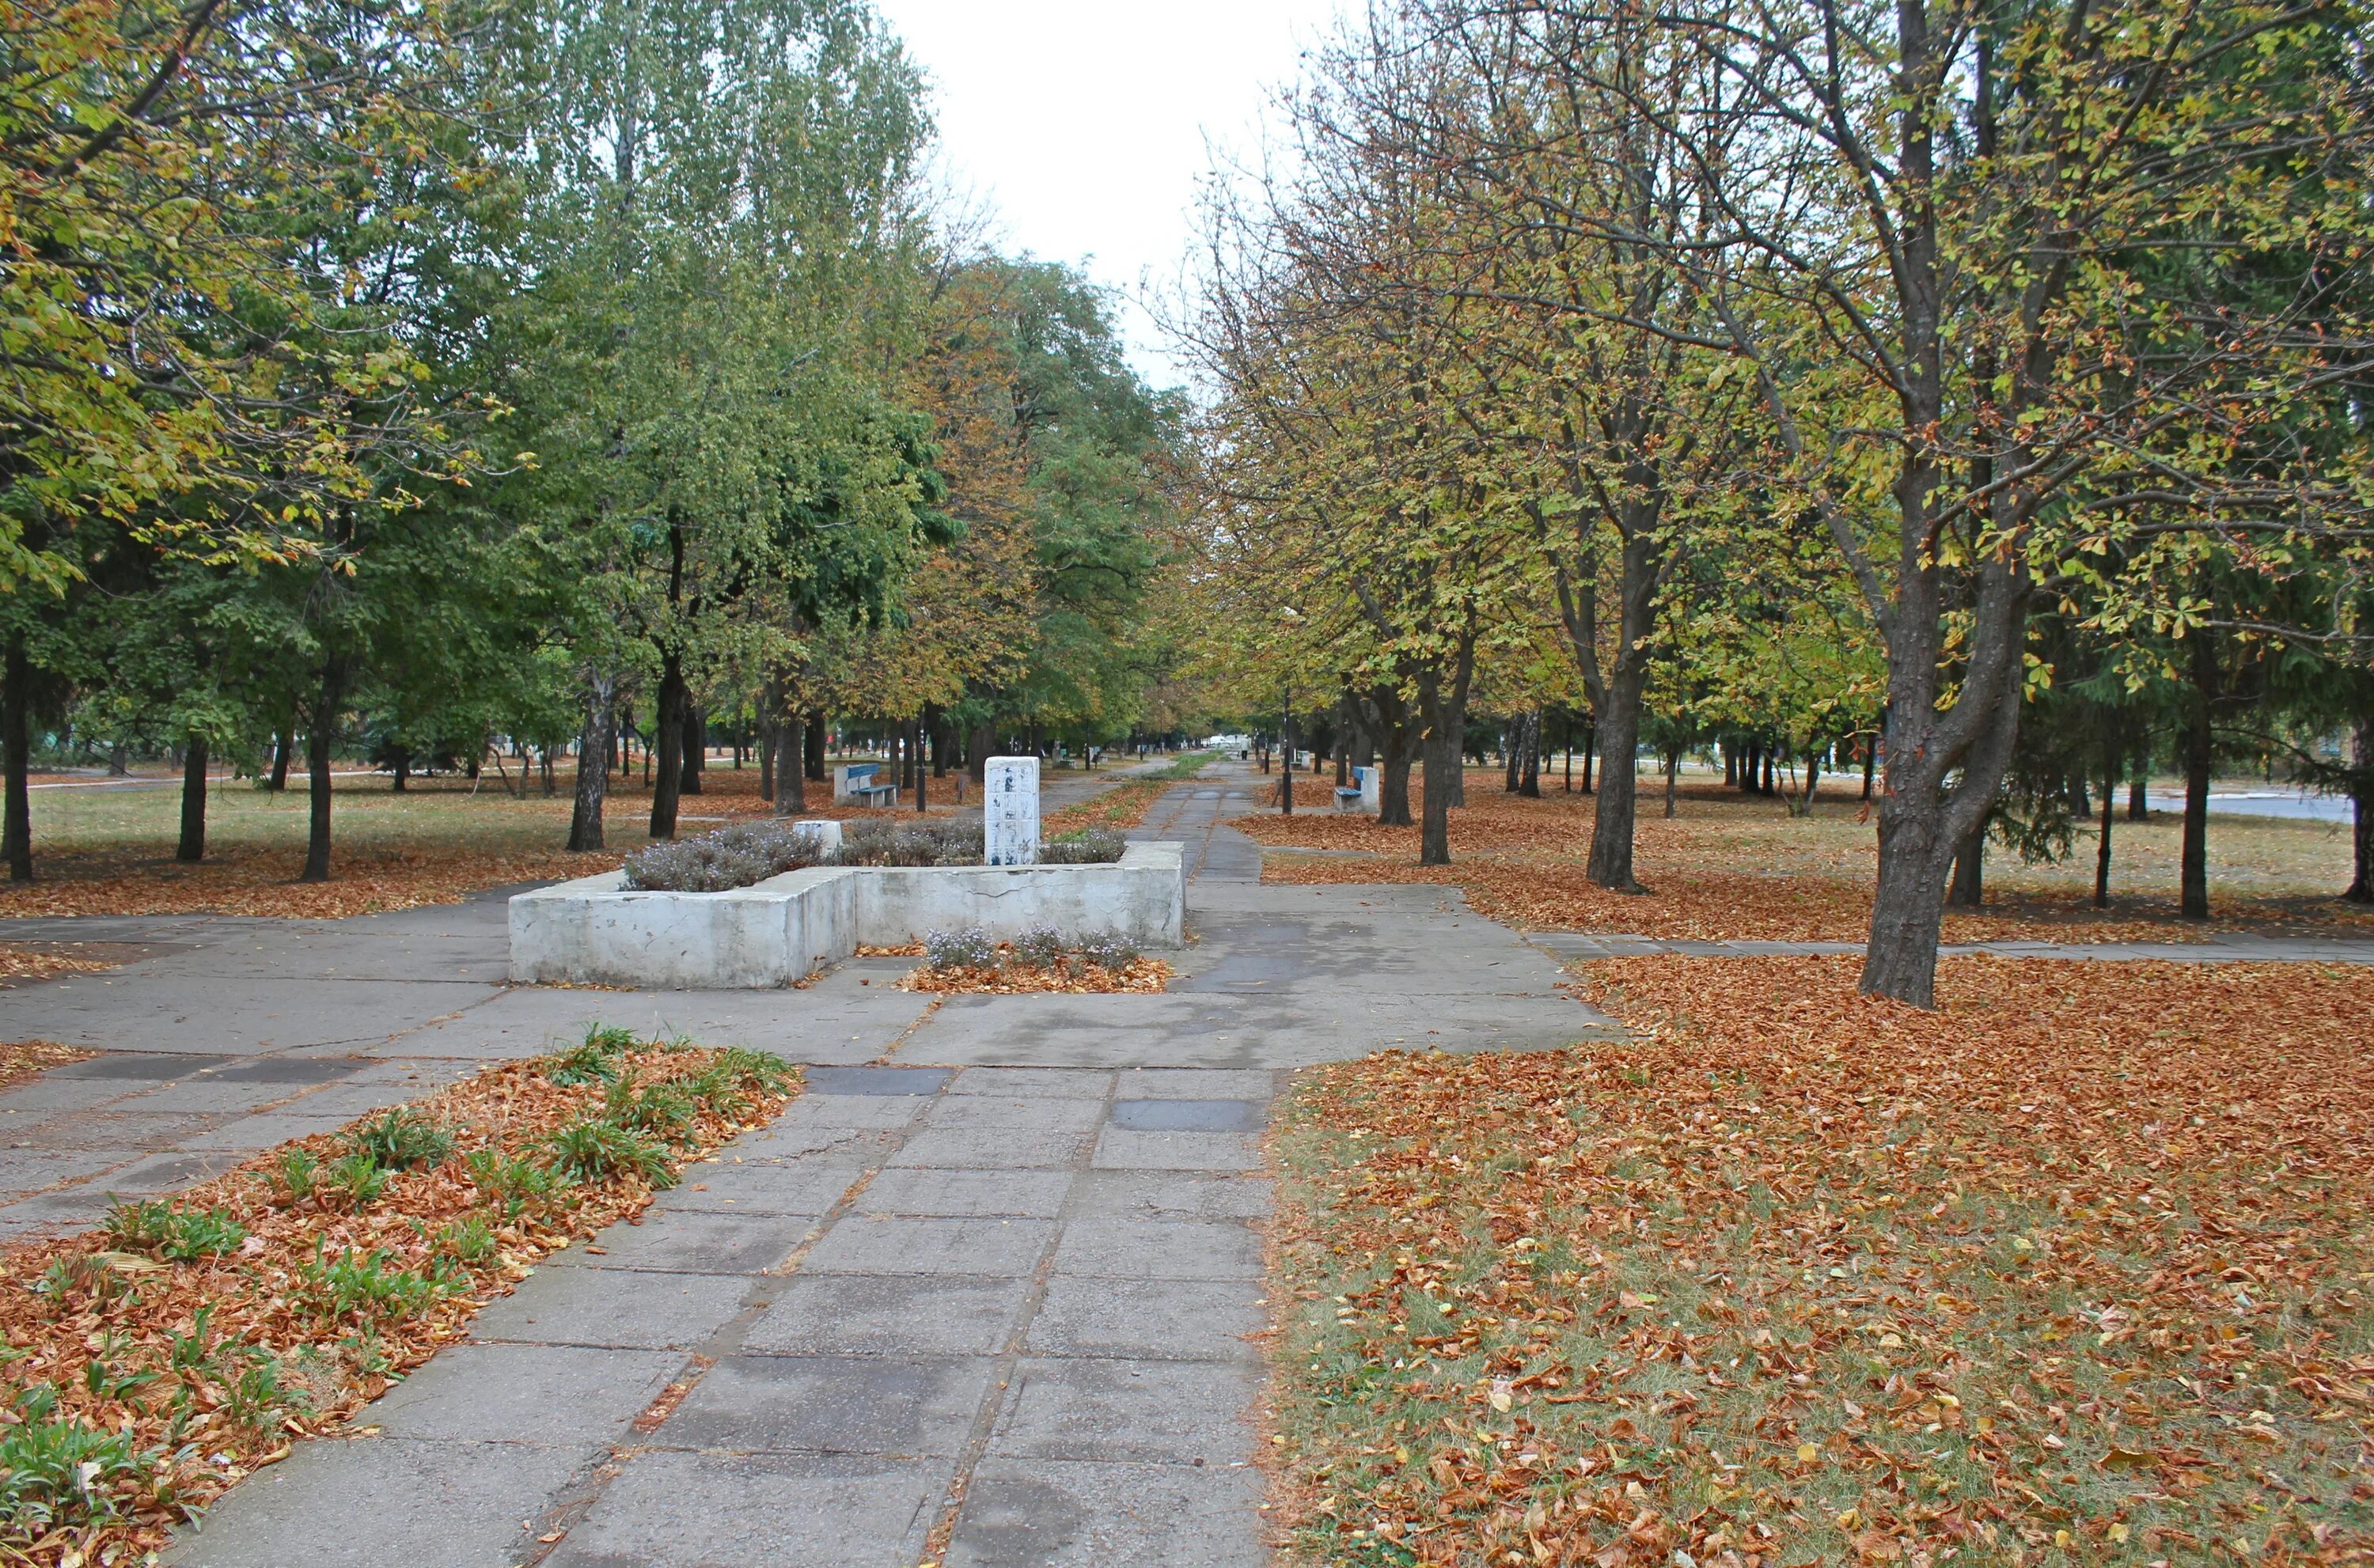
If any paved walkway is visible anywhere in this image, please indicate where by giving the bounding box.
[0,763,1603,1566]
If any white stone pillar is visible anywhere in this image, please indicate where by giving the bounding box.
[984,756,1040,866]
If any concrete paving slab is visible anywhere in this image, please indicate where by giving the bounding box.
[856,1168,1072,1218]
[806,1065,952,1095]
[943,1066,1114,1097]
[1050,1217,1264,1281]
[369,1343,682,1442]
[469,1267,753,1350]
[920,1093,1110,1133]
[1110,1098,1266,1132]
[662,1160,859,1215]
[384,985,935,1062]
[540,1210,813,1274]
[165,1435,597,1567]
[803,1216,1056,1277]
[5,975,498,1055]
[942,1458,1270,1568]
[768,1093,932,1130]
[1068,1171,1276,1221]
[1027,1276,1263,1362]
[888,1124,1094,1170]
[742,1273,1033,1357]
[1090,1127,1263,1172]
[11,1111,230,1149]
[540,1450,951,1568]
[170,1114,362,1152]
[661,1354,992,1456]
[989,1357,1261,1465]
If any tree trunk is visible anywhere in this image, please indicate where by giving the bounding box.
[2128,754,2150,820]
[567,673,614,852]
[2094,740,2118,908]
[2181,637,2214,918]
[542,748,554,797]
[108,740,128,778]
[806,712,827,782]
[1416,644,1474,865]
[1519,710,1542,797]
[300,657,345,883]
[969,720,995,785]
[1947,820,1983,907]
[2,636,29,882]
[1861,737,1876,801]
[774,711,806,816]
[1861,809,1957,1006]
[929,706,950,778]
[177,736,208,863]
[1580,722,1595,793]
[390,748,411,793]
[2346,714,2372,904]
[268,729,293,792]
[757,709,776,804]
[1663,741,1681,818]
[1504,725,1519,792]
[1279,706,1296,815]
[1586,664,1648,892]
[650,654,686,840]
[680,703,703,796]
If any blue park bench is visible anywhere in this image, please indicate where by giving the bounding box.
[837,762,900,807]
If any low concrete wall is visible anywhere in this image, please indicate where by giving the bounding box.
[507,843,1185,989]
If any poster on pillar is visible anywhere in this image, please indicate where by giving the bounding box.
[984,756,1040,866]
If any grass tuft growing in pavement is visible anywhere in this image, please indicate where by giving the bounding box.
[1265,956,2374,1566]
[0,1028,798,1564]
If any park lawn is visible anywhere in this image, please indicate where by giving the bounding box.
[0,1028,797,1566]
[1239,772,2368,942]
[0,763,945,918]
[1263,955,2374,1567]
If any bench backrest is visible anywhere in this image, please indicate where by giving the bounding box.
[843,763,878,782]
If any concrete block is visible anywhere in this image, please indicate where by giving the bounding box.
[506,846,1185,990]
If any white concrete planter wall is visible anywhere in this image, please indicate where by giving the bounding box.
[509,843,1185,990]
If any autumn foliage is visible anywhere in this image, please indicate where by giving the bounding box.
[1267,956,2374,1565]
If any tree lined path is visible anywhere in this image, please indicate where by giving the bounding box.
[0,763,1587,1563]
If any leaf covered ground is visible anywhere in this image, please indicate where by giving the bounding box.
[0,947,117,986]
[0,1029,797,1565]
[1237,775,2368,943]
[0,1043,94,1096]
[1266,956,2373,1566]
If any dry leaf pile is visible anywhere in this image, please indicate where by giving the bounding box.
[0,946,118,986]
[900,953,1174,994]
[1269,956,2374,1566]
[0,1041,96,1094]
[0,1032,798,1564]
[1237,777,2369,944]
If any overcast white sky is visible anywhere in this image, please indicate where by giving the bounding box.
[872,0,1350,389]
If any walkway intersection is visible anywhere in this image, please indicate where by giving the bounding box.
[0,764,1605,1566]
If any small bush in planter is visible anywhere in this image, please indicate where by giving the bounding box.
[622,822,824,893]
[832,819,985,866]
[1042,828,1126,864]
